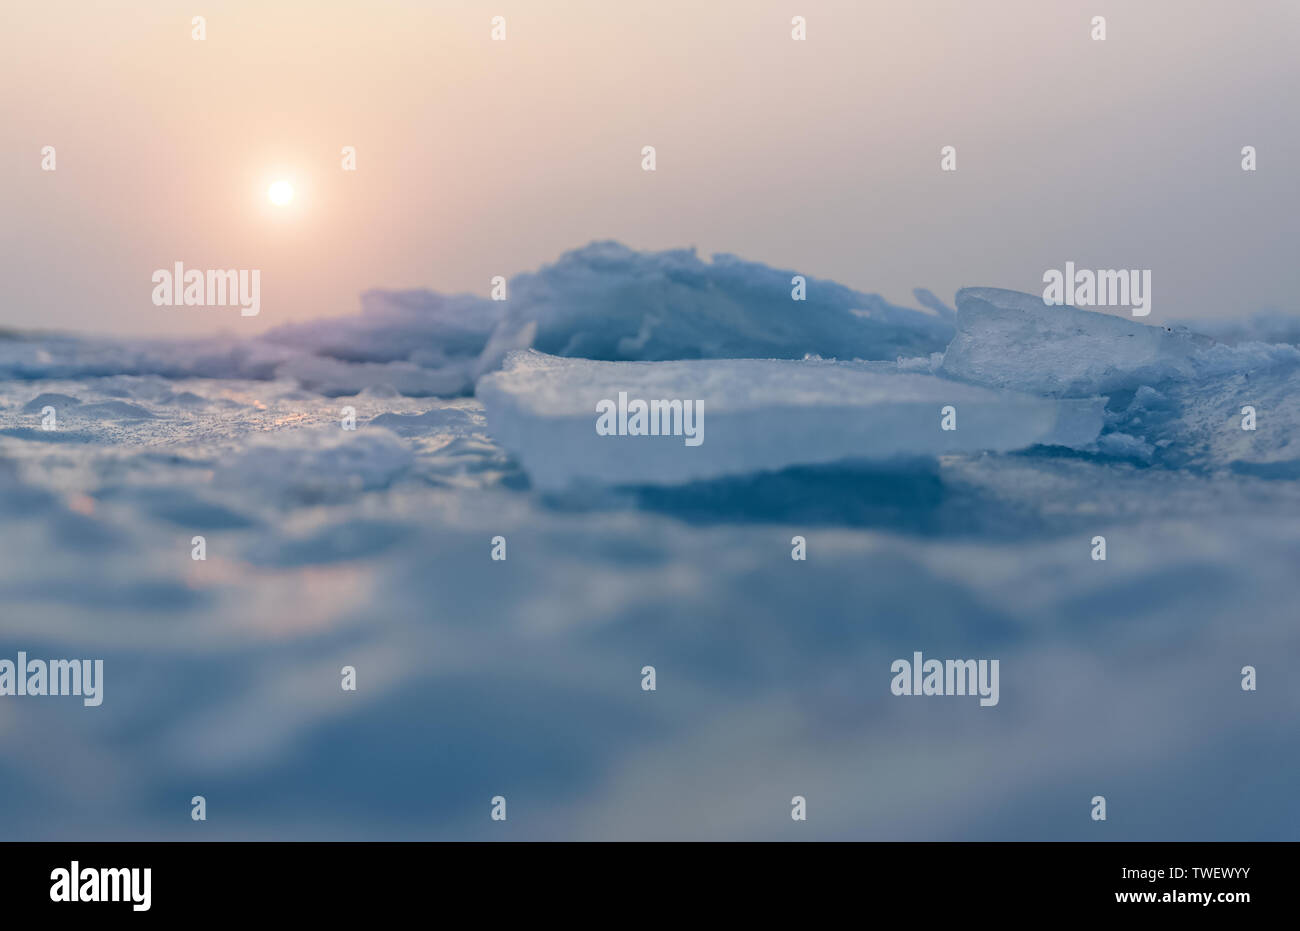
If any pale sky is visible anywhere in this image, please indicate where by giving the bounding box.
[3,0,1297,336]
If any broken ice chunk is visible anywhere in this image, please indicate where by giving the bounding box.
[477,350,1104,489]
[940,287,1210,397]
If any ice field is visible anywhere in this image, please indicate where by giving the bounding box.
[1,243,1297,839]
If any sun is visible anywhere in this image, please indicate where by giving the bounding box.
[268,180,294,206]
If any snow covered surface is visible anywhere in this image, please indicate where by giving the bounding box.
[0,244,1297,840]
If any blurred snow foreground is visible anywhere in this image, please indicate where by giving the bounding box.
[1,242,1299,841]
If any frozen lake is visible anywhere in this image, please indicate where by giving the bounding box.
[1,245,1297,839]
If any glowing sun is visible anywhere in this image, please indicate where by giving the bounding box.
[268,180,294,206]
